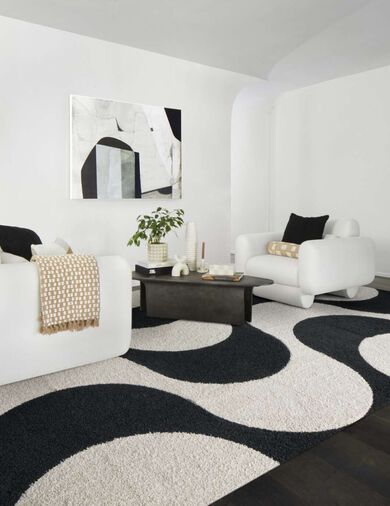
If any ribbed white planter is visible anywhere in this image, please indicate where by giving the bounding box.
[185,222,197,271]
[147,243,168,263]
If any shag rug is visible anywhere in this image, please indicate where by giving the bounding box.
[1,288,390,505]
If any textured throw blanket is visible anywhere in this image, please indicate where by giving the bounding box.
[32,255,100,335]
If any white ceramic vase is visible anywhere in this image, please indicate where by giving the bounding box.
[185,222,197,271]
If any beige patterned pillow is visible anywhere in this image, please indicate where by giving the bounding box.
[267,241,300,258]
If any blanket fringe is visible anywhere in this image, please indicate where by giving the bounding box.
[40,318,100,335]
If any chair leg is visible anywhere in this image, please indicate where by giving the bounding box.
[329,287,359,298]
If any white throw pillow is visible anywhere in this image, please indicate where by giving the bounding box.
[31,243,67,256]
[31,237,74,257]
[1,252,28,263]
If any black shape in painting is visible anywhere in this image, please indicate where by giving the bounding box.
[81,137,141,199]
[165,108,181,141]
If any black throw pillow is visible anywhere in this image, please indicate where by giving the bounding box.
[282,213,329,245]
[0,225,42,260]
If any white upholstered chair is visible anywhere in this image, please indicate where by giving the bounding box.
[0,256,132,385]
[235,219,375,308]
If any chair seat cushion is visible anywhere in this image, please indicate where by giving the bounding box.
[246,254,299,287]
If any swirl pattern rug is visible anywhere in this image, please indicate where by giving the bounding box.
[1,287,389,505]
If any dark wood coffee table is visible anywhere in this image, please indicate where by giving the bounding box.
[132,271,272,325]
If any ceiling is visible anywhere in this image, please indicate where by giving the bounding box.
[1,0,390,84]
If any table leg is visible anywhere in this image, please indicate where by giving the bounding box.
[244,288,253,322]
[140,282,146,312]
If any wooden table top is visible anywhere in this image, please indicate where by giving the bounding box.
[132,270,272,288]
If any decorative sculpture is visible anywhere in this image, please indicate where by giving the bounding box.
[197,241,208,273]
[171,255,190,277]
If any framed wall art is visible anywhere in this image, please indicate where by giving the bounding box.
[71,95,182,199]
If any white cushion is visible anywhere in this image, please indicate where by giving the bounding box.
[324,219,360,238]
[1,252,28,263]
[31,243,67,256]
[246,254,299,287]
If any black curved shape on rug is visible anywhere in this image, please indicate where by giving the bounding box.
[0,384,335,506]
[124,323,290,383]
[317,289,390,315]
[132,307,176,329]
[294,315,390,409]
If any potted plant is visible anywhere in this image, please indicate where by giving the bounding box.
[128,207,185,263]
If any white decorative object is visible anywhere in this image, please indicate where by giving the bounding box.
[197,258,208,274]
[147,243,168,263]
[197,241,208,273]
[209,264,235,276]
[172,255,190,277]
[185,222,197,271]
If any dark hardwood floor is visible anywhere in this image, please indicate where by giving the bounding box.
[213,405,390,506]
[214,279,390,506]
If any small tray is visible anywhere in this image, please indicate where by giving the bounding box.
[202,272,244,282]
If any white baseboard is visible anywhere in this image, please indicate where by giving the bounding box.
[376,272,390,278]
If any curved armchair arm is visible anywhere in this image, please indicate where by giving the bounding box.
[0,255,132,385]
[235,232,282,272]
[299,237,375,295]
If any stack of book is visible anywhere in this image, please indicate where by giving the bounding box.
[135,259,175,276]
[202,272,244,282]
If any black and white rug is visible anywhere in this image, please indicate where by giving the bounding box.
[1,288,390,505]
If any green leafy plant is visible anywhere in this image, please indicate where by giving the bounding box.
[127,207,185,246]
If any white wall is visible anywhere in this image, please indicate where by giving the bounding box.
[231,84,271,246]
[0,16,260,265]
[231,81,288,248]
[271,65,390,276]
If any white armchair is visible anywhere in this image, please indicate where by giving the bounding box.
[235,219,375,308]
[0,256,132,385]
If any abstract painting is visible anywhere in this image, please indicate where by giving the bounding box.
[70,95,182,199]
